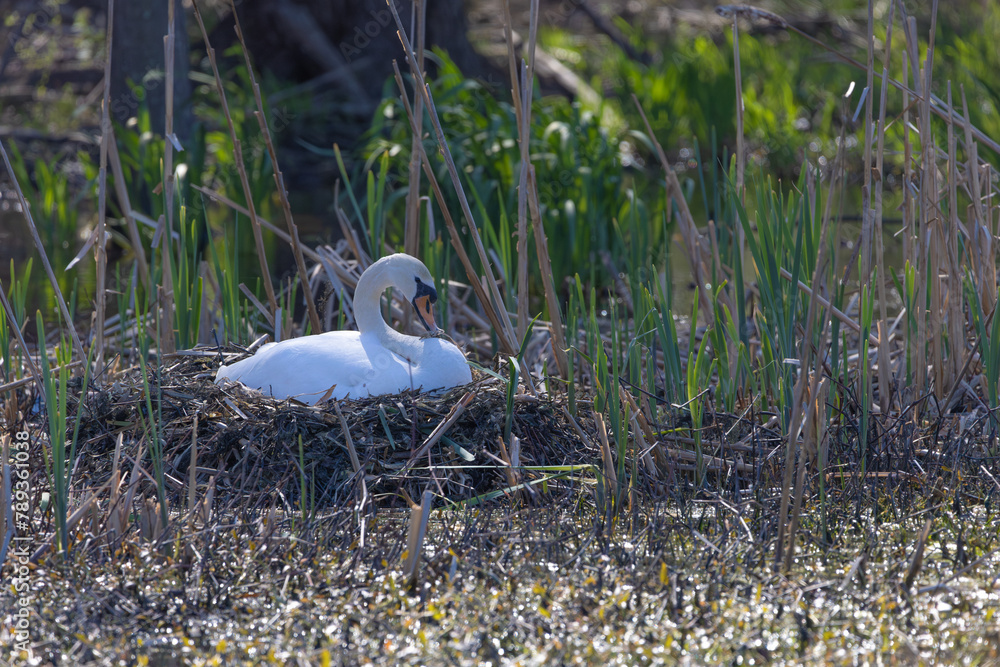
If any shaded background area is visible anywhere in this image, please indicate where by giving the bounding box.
[1,0,996,320]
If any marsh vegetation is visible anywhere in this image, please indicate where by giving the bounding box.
[2,0,1000,664]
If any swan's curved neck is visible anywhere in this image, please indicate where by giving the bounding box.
[354,260,421,359]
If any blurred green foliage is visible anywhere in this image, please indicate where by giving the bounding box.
[362,51,669,305]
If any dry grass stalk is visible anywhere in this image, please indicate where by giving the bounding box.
[106,432,124,546]
[526,167,568,377]
[500,0,523,129]
[239,283,275,331]
[960,85,994,311]
[769,267,878,347]
[872,0,895,414]
[93,0,115,372]
[405,389,477,470]
[386,2,520,359]
[332,401,362,475]
[774,112,845,567]
[138,496,165,543]
[902,518,933,593]
[594,411,617,505]
[757,4,1000,153]
[730,11,746,229]
[191,184,321,263]
[512,0,539,341]
[515,57,530,340]
[192,0,279,325]
[403,0,426,258]
[0,139,85,361]
[186,413,199,531]
[332,193,369,267]
[943,83,962,398]
[901,47,914,310]
[783,370,828,572]
[403,488,433,585]
[156,0,178,356]
[733,14,747,209]
[914,6,938,407]
[494,435,525,502]
[633,95,717,325]
[107,130,150,290]
[389,67,530,374]
[230,1,322,337]
[30,479,110,562]
[860,0,875,287]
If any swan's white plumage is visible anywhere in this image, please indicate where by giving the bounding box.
[215,254,472,404]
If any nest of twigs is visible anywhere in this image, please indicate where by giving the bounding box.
[65,349,601,510]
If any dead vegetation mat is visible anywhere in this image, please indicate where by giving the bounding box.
[16,345,1000,520]
[63,349,594,510]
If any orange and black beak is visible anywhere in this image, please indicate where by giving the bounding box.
[412,279,441,333]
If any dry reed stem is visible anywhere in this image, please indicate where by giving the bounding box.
[515,58,531,340]
[512,0,539,341]
[403,488,433,585]
[594,411,617,506]
[230,1,322,337]
[386,1,519,358]
[872,0,895,414]
[494,435,524,502]
[93,0,114,372]
[772,267,879,346]
[186,413,199,531]
[731,15,744,205]
[860,0,875,287]
[403,0,426,259]
[762,2,1000,155]
[192,0,278,325]
[404,389,476,471]
[910,11,930,406]
[191,185,324,264]
[30,478,111,563]
[389,70,503,334]
[388,64,524,365]
[632,96,717,325]
[107,130,150,290]
[527,165,569,377]
[0,140,85,361]
[901,46,914,279]
[783,392,813,570]
[945,83,964,392]
[777,106,841,569]
[960,85,994,310]
[730,13,747,321]
[155,0,178,356]
[238,283,275,330]
[332,401,362,475]
[500,0,523,132]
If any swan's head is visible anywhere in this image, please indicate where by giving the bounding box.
[383,254,442,334]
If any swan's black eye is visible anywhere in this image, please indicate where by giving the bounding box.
[414,277,438,306]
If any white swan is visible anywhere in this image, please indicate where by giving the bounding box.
[215,253,472,405]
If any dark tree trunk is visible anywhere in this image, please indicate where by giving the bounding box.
[109,0,191,141]
[200,0,499,238]
[213,0,496,111]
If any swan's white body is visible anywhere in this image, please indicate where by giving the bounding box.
[215,254,472,405]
